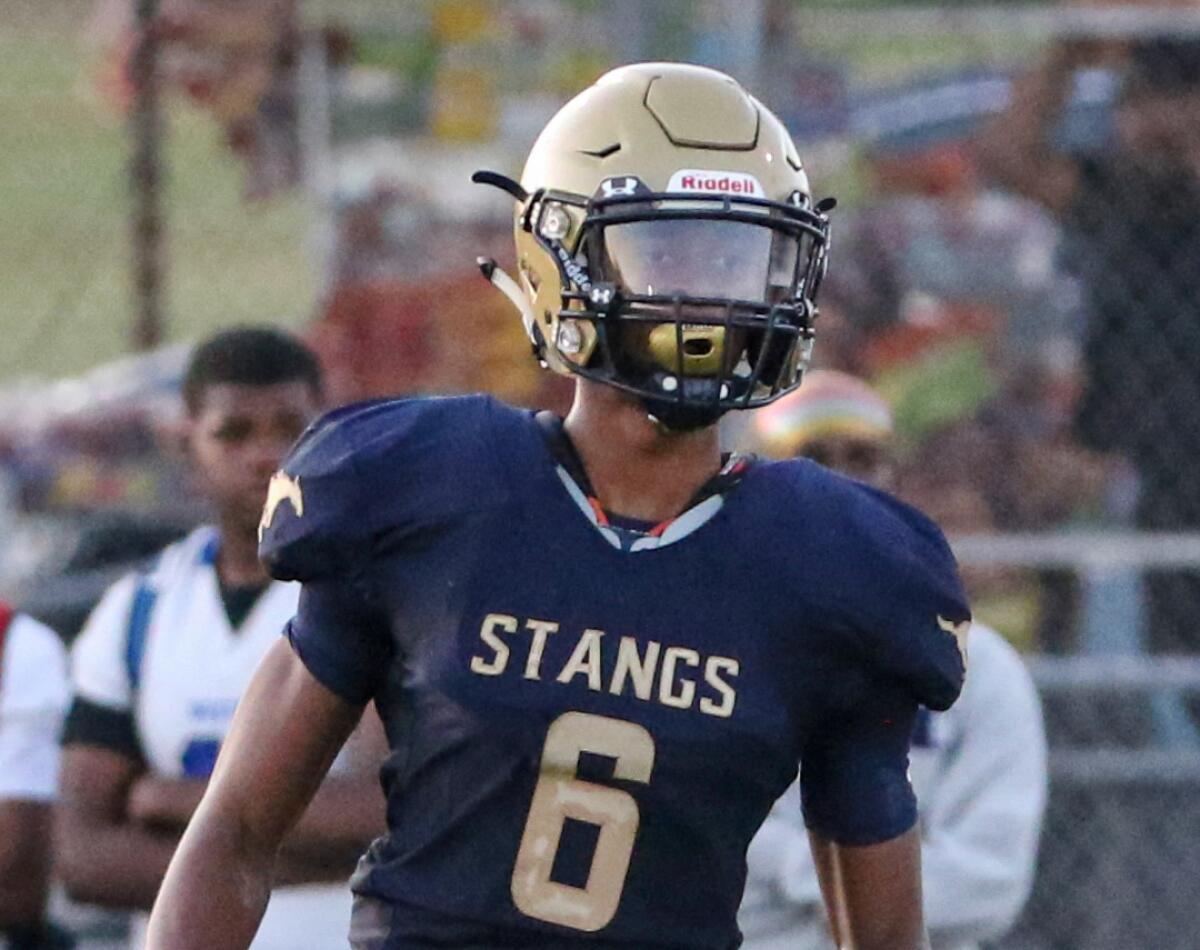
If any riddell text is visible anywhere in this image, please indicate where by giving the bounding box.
[680,175,756,194]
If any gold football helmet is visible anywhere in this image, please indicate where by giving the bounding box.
[475,62,834,428]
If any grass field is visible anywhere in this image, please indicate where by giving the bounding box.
[0,0,313,386]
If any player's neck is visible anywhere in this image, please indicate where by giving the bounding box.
[214,519,270,588]
[563,382,722,523]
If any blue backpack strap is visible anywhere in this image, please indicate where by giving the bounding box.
[199,531,220,567]
[124,578,157,693]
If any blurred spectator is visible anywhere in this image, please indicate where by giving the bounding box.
[816,113,1112,649]
[751,370,895,486]
[314,194,559,409]
[979,29,1200,652]
[57,328,384,948]
[832,139,1077,376]
[895,389,1109,654]
[738,372,1047,950]
[0,602,73,948]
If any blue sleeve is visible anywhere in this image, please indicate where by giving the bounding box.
[799,678,919,846]
[261,395,510,704]
[286,577,392,705]
[258,401,375,583]
[840,484,970,713]
[259,394,507,582]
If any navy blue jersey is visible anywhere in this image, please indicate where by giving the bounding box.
[260,394,969,949]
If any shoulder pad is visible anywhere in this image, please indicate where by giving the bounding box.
[764,461,970,711]
[845,482,969,710]
[259,394,507,582]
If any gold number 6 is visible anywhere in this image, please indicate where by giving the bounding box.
[511,711,656,932]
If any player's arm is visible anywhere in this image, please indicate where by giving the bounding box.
[146,399,397,938]
[809,825,928,950]
[0,800,52,928]
[147,638,362,950]
[58,577,186,909]
[57,742,185,909]
[126,712,386,880]
[86,755,376,895]
[918,636,1047,946]
[801,686,931,950]
[0,703,59,929]
[801,490,969,948]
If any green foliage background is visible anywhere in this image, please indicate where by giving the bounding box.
[0,0,312,385]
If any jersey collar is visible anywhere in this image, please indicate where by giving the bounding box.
[534,411,756,552]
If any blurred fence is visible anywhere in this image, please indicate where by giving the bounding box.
[1006,653,1200,950]
[952,535,1200,949]
[803,8,1200,940]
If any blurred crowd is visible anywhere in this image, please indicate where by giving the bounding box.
[15,1,1200,660]
[4,1,1200,945]
[312,14,1200,663]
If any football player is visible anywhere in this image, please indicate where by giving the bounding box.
[0,602,71,948]
[149,64,970,950]
[59,327,385,949]
[738,372,1046,950]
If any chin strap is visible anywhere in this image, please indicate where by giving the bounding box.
[477,257,543,362]
[639,376,731,432]
[642,401,725,433]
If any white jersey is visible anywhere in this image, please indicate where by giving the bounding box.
[0,612,69,801]
[739,624,1047,950]
[70,526,354,950]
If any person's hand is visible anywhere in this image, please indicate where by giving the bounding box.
[127,775,207,830]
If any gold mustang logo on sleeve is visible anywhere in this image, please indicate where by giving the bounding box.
[258,472,304,541]
[937,615,971,666]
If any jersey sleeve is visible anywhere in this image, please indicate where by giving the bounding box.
[0,615,69,718]
[259,395,505,582]
[841,485,971,713]
[0,709,63,801]
[257,404,369,583]
[0,616,70,801]
[68,573,139,711]
[260,396,507,704]
[284,577,392,705]
[799,675,920,845]
[61,574,146,760]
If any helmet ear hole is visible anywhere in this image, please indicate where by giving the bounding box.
[529,321,549,364]
[518,257,542,291]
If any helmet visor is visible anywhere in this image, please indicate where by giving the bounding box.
[597,218,801,305]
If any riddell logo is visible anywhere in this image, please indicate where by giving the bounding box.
[667,169,765,197]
